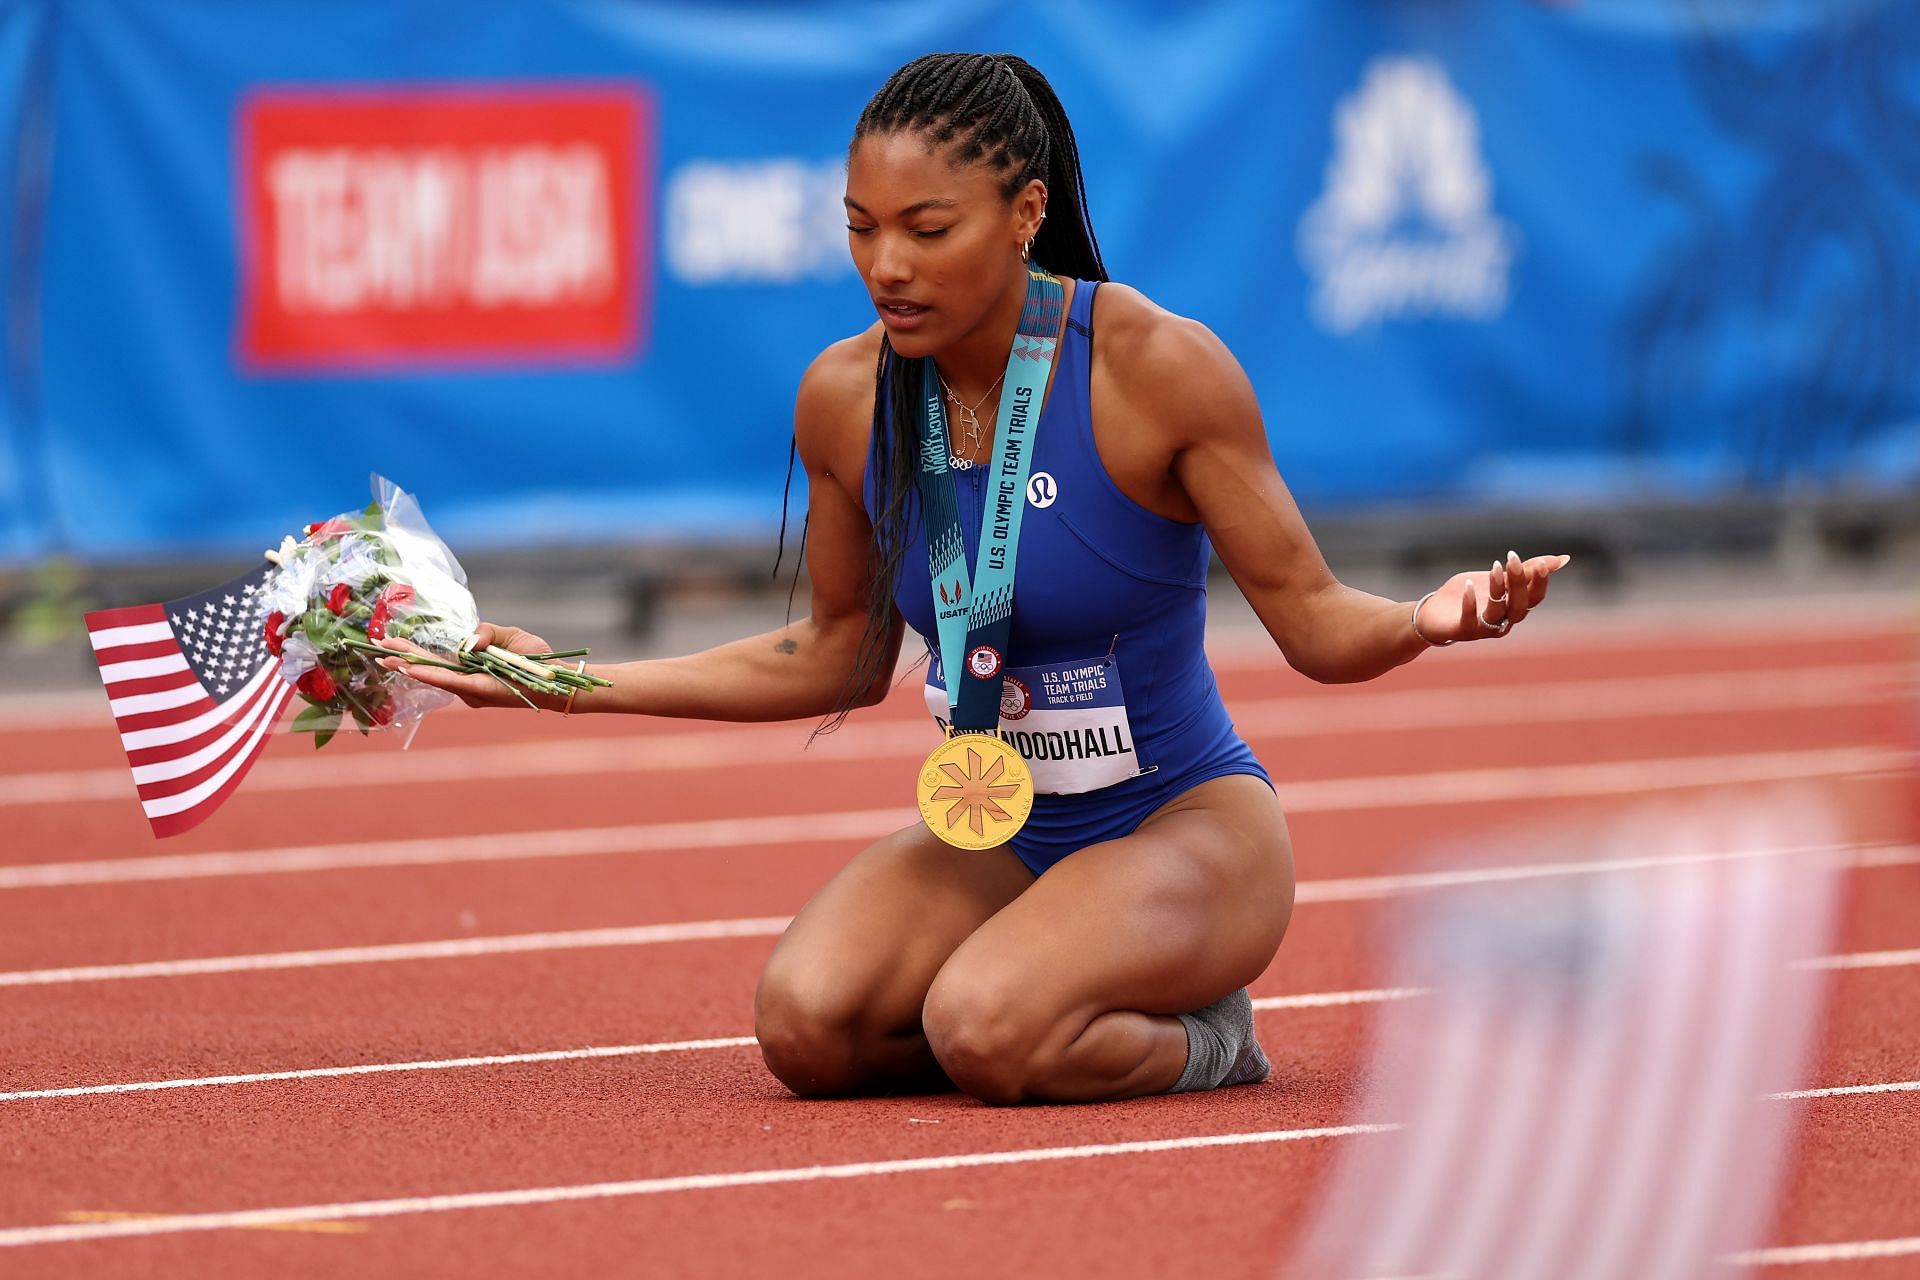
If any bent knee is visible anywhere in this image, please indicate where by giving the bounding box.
[754,968,866,1098]
[922,968,1051,1106]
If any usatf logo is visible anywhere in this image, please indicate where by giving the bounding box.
[1296,57,1517,335]
[966,646,1003,680]
[937,578,967,607]
[239,85,651,368]
[1027,471,1058,509]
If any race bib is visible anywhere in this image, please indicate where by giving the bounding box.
[926,652,1148,795]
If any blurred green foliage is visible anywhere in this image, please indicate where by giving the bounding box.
[4,558,95,647]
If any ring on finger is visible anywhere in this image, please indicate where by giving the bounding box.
[1479,611,1511,635]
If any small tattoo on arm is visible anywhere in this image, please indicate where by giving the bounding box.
[775,638,798,655]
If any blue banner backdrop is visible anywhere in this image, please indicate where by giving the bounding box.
[3,0,1916,562]
[0,0,53,560]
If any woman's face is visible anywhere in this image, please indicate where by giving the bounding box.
[844,131,1044,359]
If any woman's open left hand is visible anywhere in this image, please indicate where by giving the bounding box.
[378,621,555,709]
[1416,551,1572,645]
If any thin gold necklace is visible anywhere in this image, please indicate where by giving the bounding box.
[937,369,1005,470]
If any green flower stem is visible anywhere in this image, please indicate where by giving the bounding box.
[479,646,563,683]
[483,671,561,697]
[484,668,541,712]
[330,633,614,709]
[339,637,466,672]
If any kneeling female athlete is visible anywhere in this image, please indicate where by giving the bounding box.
[383,53,1570,1105]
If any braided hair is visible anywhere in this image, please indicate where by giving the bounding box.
[807,53,1106,732]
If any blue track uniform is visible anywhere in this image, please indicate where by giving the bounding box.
[866,280,1273,875]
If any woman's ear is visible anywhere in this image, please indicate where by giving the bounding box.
[1014,178,1048,242]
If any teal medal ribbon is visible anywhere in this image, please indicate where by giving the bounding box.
[912,265,1065,733]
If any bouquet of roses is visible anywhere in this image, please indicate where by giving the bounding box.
[257,475,611,747]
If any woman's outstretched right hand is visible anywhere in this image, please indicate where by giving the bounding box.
[379,621,558,710]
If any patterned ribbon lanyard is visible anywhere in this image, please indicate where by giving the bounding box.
[912,265,1065,733]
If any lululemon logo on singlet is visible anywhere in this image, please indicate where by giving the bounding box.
[1027,472,1058,509]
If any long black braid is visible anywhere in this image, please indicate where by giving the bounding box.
[793,53,1106,734]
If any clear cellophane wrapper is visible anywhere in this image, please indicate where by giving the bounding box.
[257,475,476,749]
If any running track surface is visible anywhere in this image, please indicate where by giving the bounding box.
[1,618,1915,1278]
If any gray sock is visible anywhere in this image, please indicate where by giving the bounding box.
[1170,988,1271,1093]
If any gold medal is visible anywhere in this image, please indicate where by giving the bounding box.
[917,732,1033,850]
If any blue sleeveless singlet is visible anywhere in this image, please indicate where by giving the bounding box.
[863,279,1273,875]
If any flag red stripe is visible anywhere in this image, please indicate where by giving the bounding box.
[104,671,202,702]
[84,604,169,631]
[130,680,284,803]
[91,639,183,665]
[144,687,293,838]
[125,714,247,769]
[111,696,220,737]
[116,665,284,753]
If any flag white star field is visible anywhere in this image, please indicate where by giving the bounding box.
[84,562,294,838]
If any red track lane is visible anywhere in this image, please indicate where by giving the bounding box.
[0,769,1907,975]
[3,974,1914,1250]
[1,1136,1352,1280]
[0,988,1914,1280]
[0,1008,1369,1217]
[5,701,1906,872]
[1771,1097,1920,1248]
[0,867,1910,1099]
[0,625,1912,1275]
[6,625,1910,772]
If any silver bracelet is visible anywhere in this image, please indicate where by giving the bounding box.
[1411,590,1452,647]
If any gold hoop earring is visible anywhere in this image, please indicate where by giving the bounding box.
[1022,236,1034,262]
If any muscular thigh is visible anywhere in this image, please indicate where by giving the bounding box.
[932,775,1296,1022]
[757,823,1035,1038]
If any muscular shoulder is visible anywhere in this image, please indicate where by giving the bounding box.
[1089,283,1259,452]
[794,324,885,484]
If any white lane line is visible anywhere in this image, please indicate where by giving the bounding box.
[0,809,917,891]
[3,662,1908,807]
[1296,842,1920,903]
[1,843,1910,989]
[0,992,1417,1103]
[0,1037,761,1102]
[3,745,1908,892]
[0,987,1908,1109]
[1797,947,1920,972]
[1854,844,1920,868]
[1252,987,1428,1011]
[1732,1235,1920,1266]
[1768,1080,1920,1101]
[0,1123,1400,1247]
[0,919,794,988]
[1270,747,1908,817]
[12,613,1913,732]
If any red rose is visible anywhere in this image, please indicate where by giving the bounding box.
[378,583,417,610]
[327,583,353,616]
[303,518,354,543]
[263,612,287,657]
[297,667,338,703]
[368,700,395,726]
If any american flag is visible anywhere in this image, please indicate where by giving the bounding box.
[1286,794,1844,1280]
[84,562,294,838]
